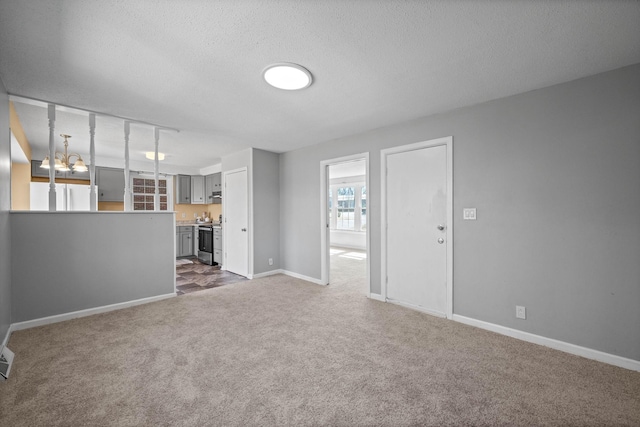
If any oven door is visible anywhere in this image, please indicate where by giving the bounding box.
[199,227,213,253]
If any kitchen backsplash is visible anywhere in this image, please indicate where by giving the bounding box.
[174,203,222,222]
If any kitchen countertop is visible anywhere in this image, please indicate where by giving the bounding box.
[176,222,221,227]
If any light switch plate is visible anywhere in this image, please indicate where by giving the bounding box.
[463,208,477,220]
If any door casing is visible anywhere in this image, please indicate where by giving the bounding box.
[223,167,250,277]
[380,136,453,318]
[320,153,370,294]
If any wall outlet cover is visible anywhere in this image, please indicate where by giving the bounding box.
[516,305,526,319]
[463,208,477,220]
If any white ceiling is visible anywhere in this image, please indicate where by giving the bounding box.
[1,1,639,174]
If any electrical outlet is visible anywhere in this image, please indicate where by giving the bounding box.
[516,305,526,319]
[268,258,273,266]
[181,213,186,218]
[193,213,197,218]
[463,208,477,220]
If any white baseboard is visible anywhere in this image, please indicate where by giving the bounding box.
[251,269,285,279]
[280,270,325,286]
[452,314,640,372]
[1,323,13,354]
[11,293,177,332]
[368,293,385,302]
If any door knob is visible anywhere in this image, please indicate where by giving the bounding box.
[437,224,445,231]
[438,238,445,244]
[241,228,247,232]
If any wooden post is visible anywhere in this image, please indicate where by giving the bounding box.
[47,104,56,211]
[154,127,160,211]
[124,121,132,211]
[89,113,97,211]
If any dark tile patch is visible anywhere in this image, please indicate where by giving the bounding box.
[177,271,200,277]
[174,259,248,295]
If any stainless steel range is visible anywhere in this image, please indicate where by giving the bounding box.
[197,225,214,265]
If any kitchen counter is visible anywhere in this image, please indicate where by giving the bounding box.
[176,221,221,227]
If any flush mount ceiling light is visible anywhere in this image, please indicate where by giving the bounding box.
[263,63,313,90]
[145,152,165,161]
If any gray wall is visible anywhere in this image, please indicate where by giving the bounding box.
[252,148,280,274]
[0,80,11,345]
[279,64,640,361]
[222,147,281,276]
[11,212,175,322]
[222,148,251,174]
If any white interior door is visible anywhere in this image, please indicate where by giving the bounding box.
[224,169,249,277]
[385,144,448,316]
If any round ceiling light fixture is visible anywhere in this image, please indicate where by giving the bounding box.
[263,63,313,90]
[145,152,165,161]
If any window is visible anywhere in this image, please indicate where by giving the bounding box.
[132,178,168,210]
[336,187,355,229]
[329,182,366,231]
[361,186,367,231]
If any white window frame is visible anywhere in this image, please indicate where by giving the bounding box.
[329,175,366,232]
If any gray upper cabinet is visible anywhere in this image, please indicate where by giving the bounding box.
[205,174,214,203]
[205,172,222,204]
[96,167,125,202]
[31,160,90,181]
[176,175,191,204]
[191,175,205,204]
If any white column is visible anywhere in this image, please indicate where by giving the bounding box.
[330,187,337,229]
[123,121,132,211]
[354,184,362,231]
[89,113,97,211]
[47,104,57,211]
[154,127,160,211]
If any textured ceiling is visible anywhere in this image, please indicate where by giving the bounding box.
[1,1,639,174]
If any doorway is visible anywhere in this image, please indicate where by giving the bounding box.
[320,153,370,295]
[381,137,453,318]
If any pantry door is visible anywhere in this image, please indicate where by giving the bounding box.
[224,168,249,277]
[382,137,452,318]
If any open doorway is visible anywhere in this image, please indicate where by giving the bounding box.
[320,154,369,296]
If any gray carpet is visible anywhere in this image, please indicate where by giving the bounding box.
[1,254,639,425]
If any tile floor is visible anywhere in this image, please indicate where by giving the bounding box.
[175,258,247,295]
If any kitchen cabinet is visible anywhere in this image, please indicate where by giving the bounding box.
[97,167,125,202]
[192,225,199,255]
[191,175,205,204]
[205,174,214,203]
[205,172,222,204]
[31,160,90,181]
[176,175,191,204]
[213,227,223,264]
[176,226,193,257]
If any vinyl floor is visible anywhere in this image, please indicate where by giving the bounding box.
[175,258,247,295]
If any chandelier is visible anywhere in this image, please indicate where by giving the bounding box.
[41,134,88,172]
